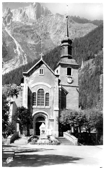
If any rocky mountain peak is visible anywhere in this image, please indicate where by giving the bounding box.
[2,3,98,75]
[9,2,52,22]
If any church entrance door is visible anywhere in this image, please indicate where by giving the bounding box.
[35,116,45,135]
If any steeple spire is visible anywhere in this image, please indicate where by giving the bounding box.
[66,15,69,37]
[60,4,73,59]
[66,4,69,38]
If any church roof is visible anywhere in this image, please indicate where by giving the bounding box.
[23,58,57,77]
[61,36,72,44]
[57,57,79,68]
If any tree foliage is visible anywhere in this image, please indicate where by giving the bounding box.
[2,83,21,98]
[6,122,16,136]
[60,108,103,144]
[79,51,103,109]
[13,106,32,136]
[73,24,103,64]
[2,84,21,136]
[84,108,103,134]
[60,109,87,129]
[2,94,9,134]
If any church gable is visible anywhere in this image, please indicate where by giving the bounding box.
[23,59,57,88]
[23,59,56,77]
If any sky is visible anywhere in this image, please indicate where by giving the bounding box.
[2,2,103,20]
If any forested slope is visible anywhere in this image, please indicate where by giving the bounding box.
[2,24,103,110]
[3,24,103,85]
[79,50,103,110]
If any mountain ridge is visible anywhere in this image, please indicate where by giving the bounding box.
[2,2,102,74]
[2,23,103,110]
[2,23,103,86]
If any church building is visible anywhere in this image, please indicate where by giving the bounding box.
[20,16,79,137]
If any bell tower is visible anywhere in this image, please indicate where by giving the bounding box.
[55,15,79,110]
[61,16,72,59]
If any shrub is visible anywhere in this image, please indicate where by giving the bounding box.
[10,132,20,143]
[13,106,32,136]
[28,135,39,143]
[84,108,103,144]
[84,109,103,132]
[60,109,87,131]
[6,122,16,136]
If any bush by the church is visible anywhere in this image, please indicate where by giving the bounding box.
[84,108,103,144]
[29,135,60,145]
[60,108,103,145]
[60,109,86,131]
[28,135,39,143]
[10,132,20,143]
[6,122,16,136]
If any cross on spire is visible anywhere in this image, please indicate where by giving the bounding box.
[40,52,43,60]
[40,37,44,60]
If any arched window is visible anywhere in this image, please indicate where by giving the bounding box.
[37,89,44,106]
[32,92,36,105]
[45,93,49,106]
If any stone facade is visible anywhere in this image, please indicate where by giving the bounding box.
[22,60,59,137]
[55,63,79,110]
[21,50,79,136]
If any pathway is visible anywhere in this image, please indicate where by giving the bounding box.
[57,137,74,145]
[2,144,103,168]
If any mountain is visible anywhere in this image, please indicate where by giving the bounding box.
[79,50,103,110]
[2,24,103,110]
[73,24,103,64]
[2,24,103,85]
[70,16,103,26]
[12,3,52,21]
[2,2,100,74]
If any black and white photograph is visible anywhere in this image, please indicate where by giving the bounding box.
[2,1,103,168]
